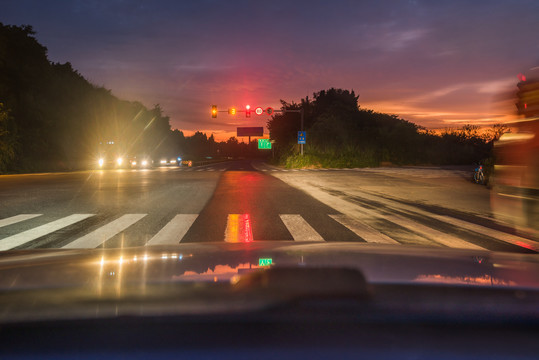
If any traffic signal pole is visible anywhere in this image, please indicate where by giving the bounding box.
[211,105,305,155]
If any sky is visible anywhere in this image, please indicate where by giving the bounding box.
[1,0,539,140]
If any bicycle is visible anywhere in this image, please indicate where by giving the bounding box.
[473,164,485,184]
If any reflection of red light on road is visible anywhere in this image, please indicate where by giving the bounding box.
[515,241,533,250]
[243,214,253,242]
[242,173,259,182]
[225,214,253,243]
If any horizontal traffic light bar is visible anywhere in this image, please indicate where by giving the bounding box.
[211,105,282,118]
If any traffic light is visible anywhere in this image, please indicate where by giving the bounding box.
[211,105,217,118]
[228,107,236,115]
[245,105,251,118]
[516,79,539,117]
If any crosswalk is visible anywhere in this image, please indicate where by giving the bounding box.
[0,214,94,251]
[175,167,226,172]
[174,167,361,173]
[253,164,472,178]
[154,164,471,178]
[0,211,537,252]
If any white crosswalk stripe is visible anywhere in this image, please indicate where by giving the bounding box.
[342,203,485,250]
[0,214,94,251]
[146,214,198,245]
[279,214,324,242]
[386,214,485,250]
[329,214,399,244]
[63,214,146,249]
[1,210,534,251]
[0,214,42,228]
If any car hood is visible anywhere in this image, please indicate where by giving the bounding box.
[0,242,538,323]
[0,241,537,290]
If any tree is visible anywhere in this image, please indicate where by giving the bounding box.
[0,103,17,172]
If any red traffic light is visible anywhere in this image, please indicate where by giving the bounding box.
[245,105,251,118]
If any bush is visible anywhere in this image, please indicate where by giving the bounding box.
[283,144,379,168]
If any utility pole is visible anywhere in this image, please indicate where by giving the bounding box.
[300,107,304,156]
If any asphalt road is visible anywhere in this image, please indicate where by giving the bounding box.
[0,160,537,253]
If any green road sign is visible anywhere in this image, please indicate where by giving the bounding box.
[258,258,273,266]
[258,138,272,149]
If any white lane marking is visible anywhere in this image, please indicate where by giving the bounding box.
[220,169,226,171]
[63,214,146,249]
[330,214,400,244]
[0,214,42,228]
[146,214,198,246]
[0,214,94,250]
[279,214,324,242]
[225,214,254,242]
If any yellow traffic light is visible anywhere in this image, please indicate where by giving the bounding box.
[211,105,217,118]
[228,107,236,115]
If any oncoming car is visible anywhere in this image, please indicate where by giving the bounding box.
[129,156,153,169]
[96,155,128,169]
[158,157,181,166]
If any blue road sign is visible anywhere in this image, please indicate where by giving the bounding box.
[298,131,306,144]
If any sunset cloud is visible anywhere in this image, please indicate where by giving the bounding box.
[1,0,537,140]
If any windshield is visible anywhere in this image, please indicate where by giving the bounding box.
[0,0,538,308]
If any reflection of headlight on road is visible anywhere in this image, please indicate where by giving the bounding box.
[117,157,123,166]
[142,160,148,166]
[98,158,104,167]
[160,160,167,164]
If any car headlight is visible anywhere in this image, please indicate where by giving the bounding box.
[98,158,104,167]
[131,161,137,166]
[170,159,176,164]
[160,160,167,164]
[142,160,148,166]
[117,157,123,166]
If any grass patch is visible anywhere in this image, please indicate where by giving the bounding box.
[282,145,379,168]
